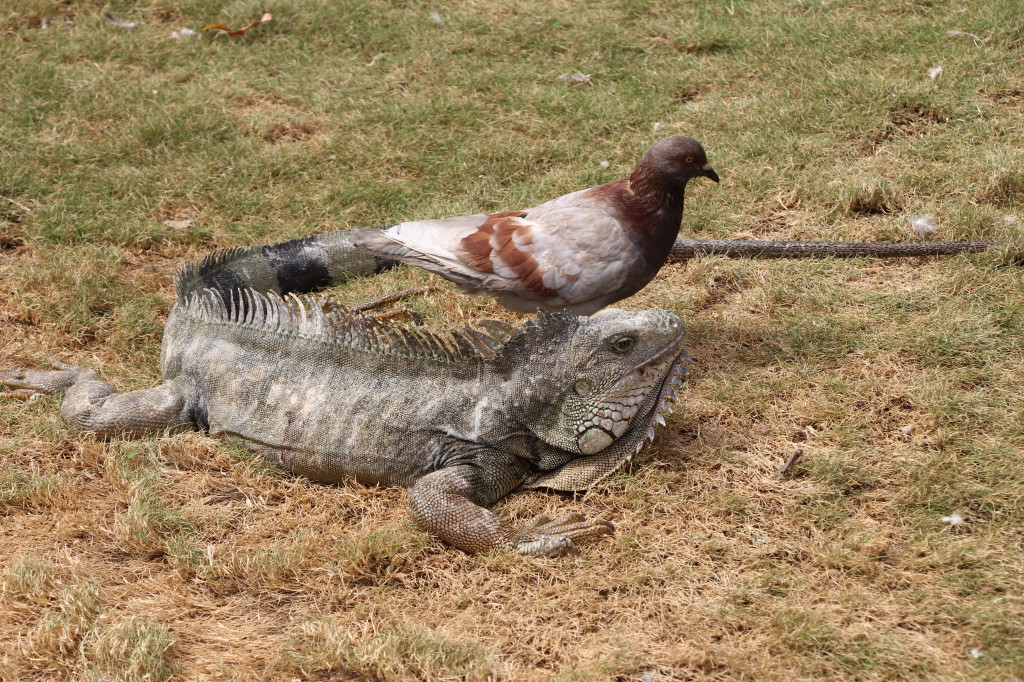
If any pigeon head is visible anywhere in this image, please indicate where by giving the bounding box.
[638,136,719,188]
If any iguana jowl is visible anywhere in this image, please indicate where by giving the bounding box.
[2,232,689,556]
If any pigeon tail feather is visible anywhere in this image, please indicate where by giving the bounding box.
[353,215,492,287]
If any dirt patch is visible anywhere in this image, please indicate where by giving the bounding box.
[0,225,26,252]
[675,86,701,104]
[673,38,731,54]
[258,119,325,144]
[887,101,947,128]
[729,198,812,241]
[233,94,327,145]
[234,93,298,115]
[144,7,184,25]
[860,100,948,152]
[988,87,1024,112]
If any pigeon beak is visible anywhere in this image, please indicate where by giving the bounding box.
[702,164,720,183]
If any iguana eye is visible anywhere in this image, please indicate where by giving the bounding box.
[683,156,695,164]
[609,336,636,354]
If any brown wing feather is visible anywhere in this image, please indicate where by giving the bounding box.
[457,212,557,299]
[459,228,496,272]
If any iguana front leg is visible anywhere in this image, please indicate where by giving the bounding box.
[1,359,193,437]
[407,465,614,557]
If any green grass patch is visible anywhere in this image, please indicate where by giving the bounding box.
[0,469,62,509]
[279,618,499,681]
[85,617,178,682]
[336,526,430,585]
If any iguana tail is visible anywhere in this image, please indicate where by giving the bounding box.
[174,229,395,302]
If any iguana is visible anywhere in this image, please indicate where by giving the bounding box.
[1,232,689,556]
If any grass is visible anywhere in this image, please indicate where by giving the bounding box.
[277,618,499,680]
[1,0,1023,678]
[1,559,178,681]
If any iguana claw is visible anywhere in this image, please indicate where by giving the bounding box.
[0,359,93,399]
[513,512,615,557]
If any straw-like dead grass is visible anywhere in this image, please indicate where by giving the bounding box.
[3,254,1021,680]
[2,0,1023,678]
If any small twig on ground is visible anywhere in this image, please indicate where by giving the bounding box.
[353,286,435,313]
[773,448,803,480]
[364,306,424,325]
[1,196,32,213]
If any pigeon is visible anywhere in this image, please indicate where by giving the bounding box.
[353,136,718,315]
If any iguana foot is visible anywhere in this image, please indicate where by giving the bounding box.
[0,358,95,399]
[512,512,615,557]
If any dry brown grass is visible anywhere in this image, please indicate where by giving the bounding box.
[3,250,1022,680]
[2,0,1023,677]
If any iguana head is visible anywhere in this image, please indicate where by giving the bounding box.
[505,308,689,491]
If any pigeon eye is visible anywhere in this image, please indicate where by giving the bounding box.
[610,336,636,353]
[683,156,695,164]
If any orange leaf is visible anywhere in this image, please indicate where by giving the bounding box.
[201,12,272,37]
